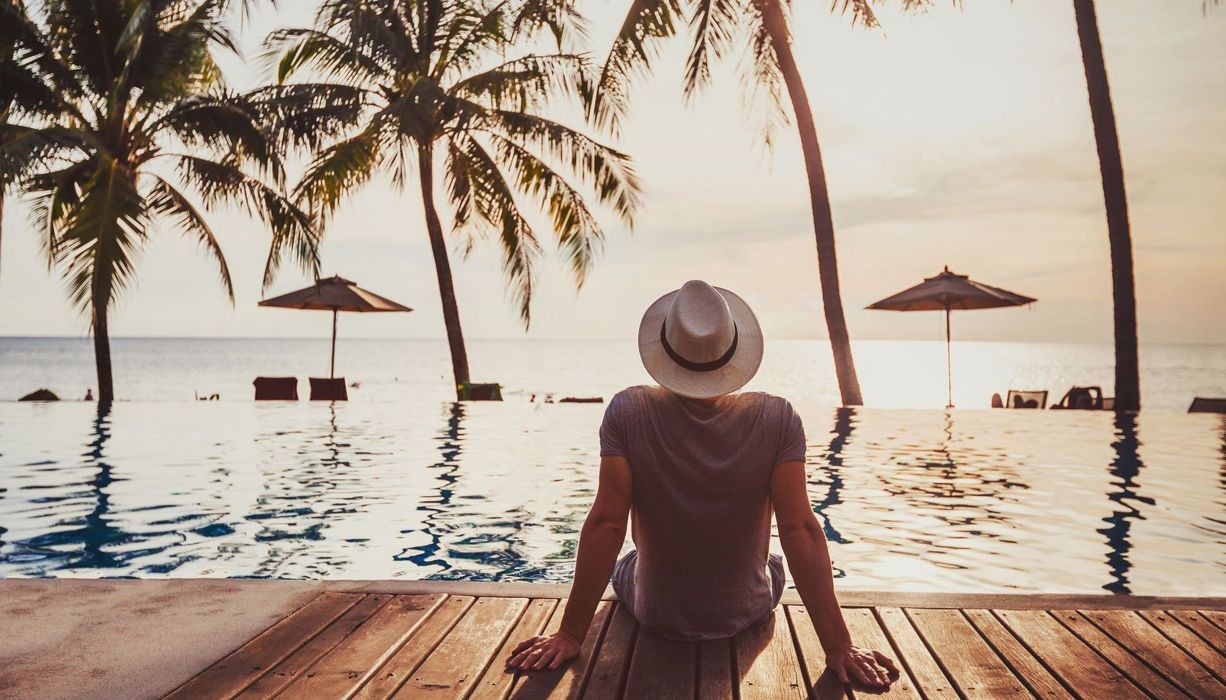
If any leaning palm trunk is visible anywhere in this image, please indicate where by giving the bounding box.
[92,293,113,405]
[759,0,863,406]
[417,146,472,397]
[1072,0,1140,411]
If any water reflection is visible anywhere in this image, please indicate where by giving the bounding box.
[812,408,854,545]
[396,402,465,575]
[0,402,1222,593]
[1097,413,1155,594]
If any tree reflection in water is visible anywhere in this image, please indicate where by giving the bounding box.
[396,402,465,575]
[1097,412,1155,594]
[812,407,854,546]
[78,405,122,569]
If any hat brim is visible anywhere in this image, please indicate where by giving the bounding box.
[638,287,763,399]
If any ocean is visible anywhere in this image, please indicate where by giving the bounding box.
[2,337,1224,411]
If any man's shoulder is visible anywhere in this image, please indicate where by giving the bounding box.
[737,391,795,410]
[610,385,668,408]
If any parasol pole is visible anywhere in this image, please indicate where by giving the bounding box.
[330,307,338,379]
[944,301,953,408]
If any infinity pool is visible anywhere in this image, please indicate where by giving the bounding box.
[0,401,1222,595]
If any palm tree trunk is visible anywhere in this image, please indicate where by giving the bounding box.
[759,0,863,406]
[0,189,5,294]
[1072,0,1140,411]
[418,144,472,399]
[92,284,114,406]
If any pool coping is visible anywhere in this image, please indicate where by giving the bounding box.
[1,578,1222,700]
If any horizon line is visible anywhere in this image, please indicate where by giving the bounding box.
[1,335,1224,348]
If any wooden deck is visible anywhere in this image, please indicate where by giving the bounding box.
[166,587,1226,699]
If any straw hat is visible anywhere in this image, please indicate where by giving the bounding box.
[638,281,763,399]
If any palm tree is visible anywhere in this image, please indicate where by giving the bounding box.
[0,1,319,405]
[267,0,641,400]
[1070,0,1140,411]
[593,0,938,406]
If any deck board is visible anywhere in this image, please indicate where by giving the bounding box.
[907,608,1028,699]
[237,593,392,699]
[166,588,1226,700]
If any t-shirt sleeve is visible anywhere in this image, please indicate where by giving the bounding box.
[599,391,628,457]
[774,399,806,466]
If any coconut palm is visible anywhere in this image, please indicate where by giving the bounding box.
[1069,0,1140,411]
[0,0,319,405]
[592,0,939,406]
[267,0,641,400]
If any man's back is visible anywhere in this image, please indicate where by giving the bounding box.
[600,385,806,639]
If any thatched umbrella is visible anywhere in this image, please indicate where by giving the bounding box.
[259,276,413,377]
[868,267,1035,407]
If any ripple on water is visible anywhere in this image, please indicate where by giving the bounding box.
[0,401,1223,593]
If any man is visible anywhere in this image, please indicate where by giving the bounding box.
[507,280,897,690]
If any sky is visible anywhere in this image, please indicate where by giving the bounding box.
[0,0,1223,344]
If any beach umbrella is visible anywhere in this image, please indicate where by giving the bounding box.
[867,266,1035,407]
[259,275,413,378]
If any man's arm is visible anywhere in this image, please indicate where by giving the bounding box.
[507,455,632,671]
[771,460,898,689]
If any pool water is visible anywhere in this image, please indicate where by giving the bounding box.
[0,401,1222,595]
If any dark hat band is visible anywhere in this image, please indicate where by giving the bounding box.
[660,322,739,372]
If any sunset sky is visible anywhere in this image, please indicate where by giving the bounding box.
[0,0,1222,345]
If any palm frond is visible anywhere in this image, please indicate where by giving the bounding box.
[486,132,604,288]
[474,107,642,225]
[447,134,540,326]
[291,125,382,221]
[173,154,320,288]
[51,154,148,317]
[683,0,741,98]
[450,53,595,112]
[247,83,369,151]
[591,0,683,132]
[740,4,789,150]
[145,173,234,302]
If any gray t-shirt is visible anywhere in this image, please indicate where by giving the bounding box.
[599,385,807,639]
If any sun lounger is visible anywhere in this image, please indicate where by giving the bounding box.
[1005,390,1047,409]
[1052,386,1104,410]
[457,382,502,401]
[309,377,349,401]
[254,376,298,400]
[1188,397,1226,413]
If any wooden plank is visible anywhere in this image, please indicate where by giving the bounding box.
[875,607,958,699]
[734,608,806,699]
[1201,610,1226,633]
[962,609,1072,700]
[510,599,615,699]
[698,638,735,700]
[238,594,393,699]
[166,592,362,700]
[469,598,558,700]
[1168,610,1226,650]
[907,608,1028,699]
[279,594,444,699]
[351,595,475,699]
[1049,610,1187,700]
[1081,609,1223,697]
[623,630,695,697]
[783,606,850,700]
[392,596,527,697]
[572,603,635,700]
[994,610,1147,699]
[1135,610,1226,684]
[339,581,1226,611]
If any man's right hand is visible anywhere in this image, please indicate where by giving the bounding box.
[826,644,899,689]
[506,632,582,671]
